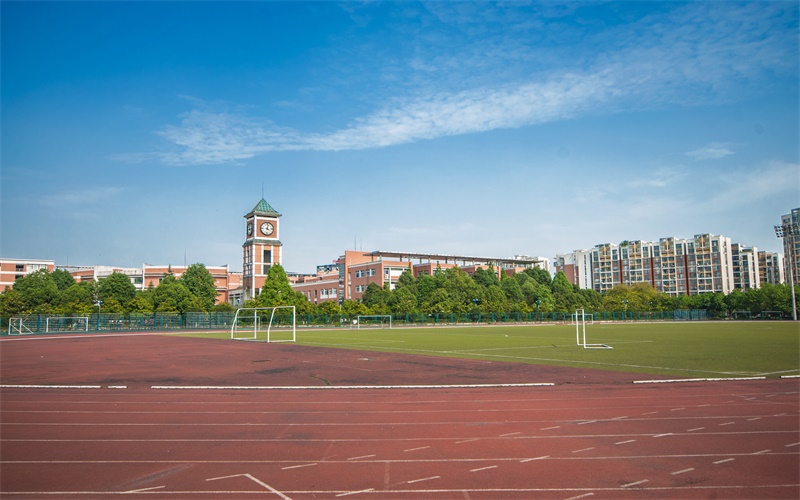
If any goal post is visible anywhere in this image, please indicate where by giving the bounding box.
[575,309,612,349]
[45,316,89,333]
[230,306,296,343]
[8,317,35,335]
[355,315,392,329]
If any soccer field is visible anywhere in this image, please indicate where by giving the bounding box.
[282,321,800,379]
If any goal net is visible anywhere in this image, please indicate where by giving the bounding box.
[355,315,392,329]
[46,316,89,333]
[8,317,36,335]
[231,306,296,343]
[575,309,612,349]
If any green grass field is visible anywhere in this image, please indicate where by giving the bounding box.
[200,322,800,379]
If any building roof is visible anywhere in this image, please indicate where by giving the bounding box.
[245,198,281,218]
[365,250,546,267]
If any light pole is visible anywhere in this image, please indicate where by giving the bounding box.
[774,222,798,321]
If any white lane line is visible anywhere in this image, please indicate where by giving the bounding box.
[774,413,788,417]
[0,385,101,389]
[336,488,374,497]
[752,449,771,455]
[107,386,127,389]
[455,438,480,444]
[572,447,595,453]
[500,432,521,437]
[406,476,440,484]
[151,382,555,390]
[564,493,594,500]
[670,408,685,412]
[520,455,549,462]
[719,422,735,426]
[642,411,659,415]
[470,465,498,472]
[671,468,695,475]
[621,479,649,488]
[786,442,800,447]
[653,433,673,438]
[747,417,761,421]
[540,426,561,430]
[347,454,376,461]
[634,377,766,384]
[403,446,430,452]
[714,458,735,464]
[282,463,317,470]
[615,440,636,445]
[577,420,596,425]
[687,427,705,432]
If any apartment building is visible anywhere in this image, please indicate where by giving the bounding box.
[555,234,736,296]
[758,251,784,286]
[731,244,760,291]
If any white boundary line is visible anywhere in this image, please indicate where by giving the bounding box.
[633,377,767,384]
[150,383,555,390]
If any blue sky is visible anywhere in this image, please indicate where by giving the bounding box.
[2,1,798,274]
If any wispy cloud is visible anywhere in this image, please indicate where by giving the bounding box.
[40,187,125,208]
[122,2,796,166]
[686,143,736,161]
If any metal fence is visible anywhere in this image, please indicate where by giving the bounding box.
[0,309,726,336]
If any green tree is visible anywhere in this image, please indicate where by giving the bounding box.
[420,287,453,314]
[12,269,58,313]
[472,267,499,288]
[128,289,155,313]
[58,282,96,315]
[97,272,136,309]
[179,263,218,310]
[524,267,552,287]
[362,283,390,309]
[152,280,193,313]
[51,269,76,291]
[437,267,481,313]
[257,264,309,308]
[340,299,368,319]
[388,286,418,315]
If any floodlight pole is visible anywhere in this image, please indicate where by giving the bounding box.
[774,223,798,321]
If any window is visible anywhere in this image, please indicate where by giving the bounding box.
[367,269,376,277]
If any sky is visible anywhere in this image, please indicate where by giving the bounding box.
[1,1,798,274]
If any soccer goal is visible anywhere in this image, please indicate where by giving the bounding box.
[575,309,612,349]
[8,317,36,335]
[571,311,595,325]
[355,315,392,329]
[230,306,296,343]
[46,316,89,333]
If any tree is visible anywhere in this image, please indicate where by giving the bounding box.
[51,269,75,291]
[152,280,193,313]
[179,263,217,310]
[472,267,499,288]
[58,282,96,315]
[524,267,552,287]
[97,272,136,308]
[12,269,58,313]
[362,283,390,309]
[388,286,418,315]
[257,264,309,308]
[437,267,481,313]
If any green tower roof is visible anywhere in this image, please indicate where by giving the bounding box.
[246,198,281,217]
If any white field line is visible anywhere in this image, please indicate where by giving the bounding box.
[150,382,554,390]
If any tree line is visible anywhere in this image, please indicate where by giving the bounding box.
[1,263,796,320]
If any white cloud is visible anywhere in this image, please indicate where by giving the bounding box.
[126,2,796,166]
[686,143,736,161]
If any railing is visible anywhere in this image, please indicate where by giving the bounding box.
[0,309,735,335]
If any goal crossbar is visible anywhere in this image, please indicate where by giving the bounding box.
[575,309,612,349]
[355,315,392,329]
[46,316,89,333]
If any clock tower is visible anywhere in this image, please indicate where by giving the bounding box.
[242,198,282,301]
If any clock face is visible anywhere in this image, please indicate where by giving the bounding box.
[260,222,274,236]
[247,223,253,236]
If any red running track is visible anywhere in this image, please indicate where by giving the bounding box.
[1,333,798,499]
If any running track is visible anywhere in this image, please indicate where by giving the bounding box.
[1,334,798,499]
